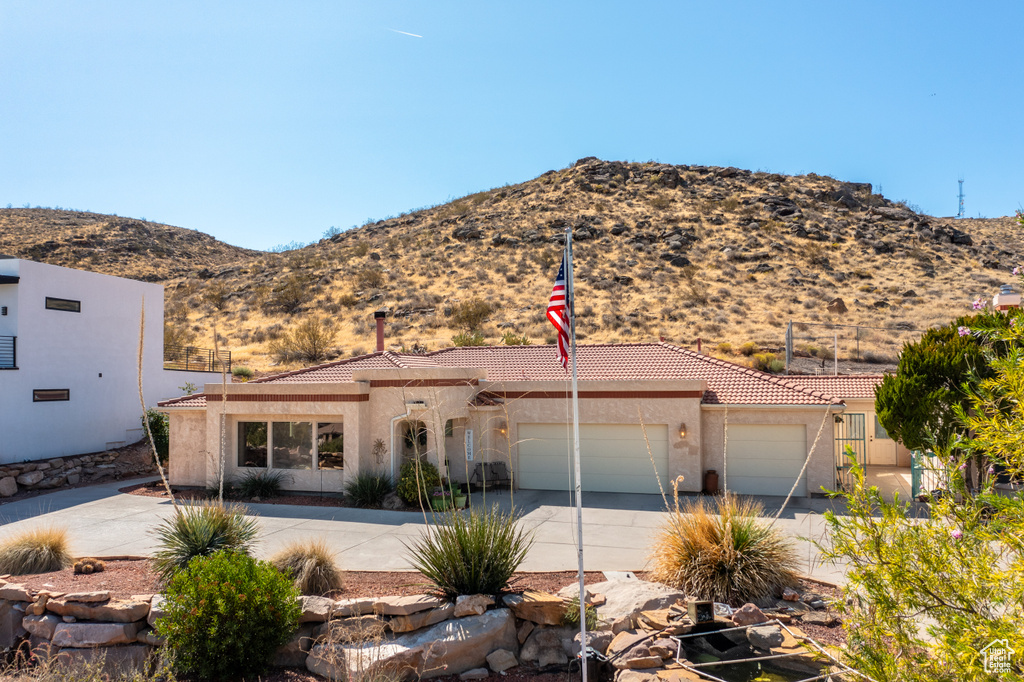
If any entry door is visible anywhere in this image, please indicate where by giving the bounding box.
[868,413,898,466]
[835,413,867,490]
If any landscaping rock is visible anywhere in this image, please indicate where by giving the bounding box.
[572,629,616,656]
[390,604,455,634]
[454,594,494,618]
[0,477,17,497]
[800,611,839,627]
[47,597,150,623]
[0,600,28,648]
[624,656,663,670]
[747,625,784,650]
[614,671,662,682]
[137,628,165,646]
[16,471,45,487]
[273,623,318,667]
[563,580,685,625]
[307,608,517,680]
[502,591,566,626]
[300,595,338,623]
[516,620,534,644]
[62,591,111,603]
[486,648,518,672]
[375,594,444,616]
[731,603,768,626]
[520,626,572,668]
[782,587,800,601]
[147,596,166,628]
[607,630,651,658]
[22,614,61,640]
[54,645,152,677]
[334,597,376,617]
[52,622,141,648]
[0,583,33,602]
[459,668,489,680]
[381,492,404,511]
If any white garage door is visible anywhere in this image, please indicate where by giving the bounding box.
[517,423,668,494]
[727,424,807,497]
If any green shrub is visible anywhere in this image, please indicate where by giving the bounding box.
[449,298,494,331]
[648,494,798,604]
[142,408,169,463]
[396,460,441,507]
[345,470,394,508]
[238,469,288,499]
[501,331,532,346]
[562,595,598,630]
[751,352,782,372]
[716,342,733,355]
[150,502,259,583]
[270,538,343,595]
[158,550,301,680]
[0,526,73,575]
[738,341,759,356]
[231,365,255,381]
[451,330,486,347]
[406,506,534,600]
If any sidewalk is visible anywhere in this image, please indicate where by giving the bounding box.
[0,478,847,584]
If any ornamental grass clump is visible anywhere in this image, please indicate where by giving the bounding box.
[158,550,301,681]
[406,505,533,600]
[270,537,344,595]
[237,469,288,499]
[150,501,259,582]
[648,494,798,604]
[0,526,73,575]
[344,469,395,508]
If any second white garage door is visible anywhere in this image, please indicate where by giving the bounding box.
[517,423,668,494]
[726,424,807,497]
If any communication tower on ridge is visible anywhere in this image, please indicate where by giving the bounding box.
[956,178,965,219]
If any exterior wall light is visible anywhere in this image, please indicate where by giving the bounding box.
[679,423,687,438]
[498,421,508,437]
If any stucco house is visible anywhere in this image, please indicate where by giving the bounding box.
[159,318,896,498]
[0,256,222,463]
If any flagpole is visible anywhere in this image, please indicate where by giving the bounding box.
[565,226,588,681]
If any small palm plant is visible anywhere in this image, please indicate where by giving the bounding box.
[648,493,799,604]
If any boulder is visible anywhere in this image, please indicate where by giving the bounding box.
[0,477,17,497]
[52,622,140,648]
[53,645,152,677]
[782,587,800,602]
[731,603,768,627]
[62,591,111,603]
[16,471,45,487]
[454,594,494,618]
[334,597,376,617]
[624,656,663,670]
[374,594,445,616]
[0,600,28,649]
[147,596,166,628]
[300,595,338,623]
[747,625,784,650]
[273,623,318,667]
[562,580,685,625]
[317,615,387,644]
[307,608,517,681]
[572,629,616,656]
[520,626,573,668]
[0,583,34,601]
[22,614,60,640]
[137,628,165,646]
[485,648,518,672]
[381,492,405,510]
[390,604,455,634]
[800,611,839,627]
[47,597,150,623]
[502,591,566,626]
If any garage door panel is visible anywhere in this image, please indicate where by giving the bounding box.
[727,424,807,497]
[518,423,668,494]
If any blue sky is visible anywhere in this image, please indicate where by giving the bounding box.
[2,1,1021,250]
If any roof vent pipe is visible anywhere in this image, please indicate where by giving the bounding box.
[375,310,387,352]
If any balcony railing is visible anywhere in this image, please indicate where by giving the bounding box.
[164,345,231,373]
[0,336,15,369]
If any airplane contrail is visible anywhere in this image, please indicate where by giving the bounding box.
[388,28,423,38]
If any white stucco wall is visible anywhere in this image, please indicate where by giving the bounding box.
[0,257,219,463]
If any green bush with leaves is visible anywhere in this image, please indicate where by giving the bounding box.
[142,408,169,463]
[648,494,798,604]
[158,550,301,680]
[406,506,533,599]
[396,460,441,507]
[238,469,288,499]
[449,298,493,331]
[150,502,259,582]
[451,330,486,347]
[562,595,598,630]
[822,303,1024,681]
[231,365,255,381]
[345,469,395,507]
[501,330,532,346]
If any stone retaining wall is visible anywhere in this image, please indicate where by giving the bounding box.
[0,444,157,497]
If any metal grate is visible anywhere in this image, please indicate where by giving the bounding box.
[163,344,231,373]
[0,335,15,369]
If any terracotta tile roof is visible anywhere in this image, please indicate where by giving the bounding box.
[159,343,844,408]
[778,375,885,400]
[157,393,209,408]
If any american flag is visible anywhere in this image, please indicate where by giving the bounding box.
[547,253,570,370]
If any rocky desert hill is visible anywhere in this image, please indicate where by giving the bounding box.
[2,158,1021,373]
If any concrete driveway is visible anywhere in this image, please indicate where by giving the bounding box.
[0,478,847,584]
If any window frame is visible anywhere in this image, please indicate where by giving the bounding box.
[33,388,70,402]
[236,419,343,471]
[44,297,81,313]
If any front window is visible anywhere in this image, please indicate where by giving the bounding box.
[272,422,313,470]
[238,422,268,467]
[317,422,344,470]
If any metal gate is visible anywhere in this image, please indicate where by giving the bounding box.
[834,413,867,491]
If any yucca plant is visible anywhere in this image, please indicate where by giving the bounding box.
[344,470,394,508]
[0,526,73,575]
[648,494,799,604]
[406,506,533,599]
[238,469,288,499]
[270,538,344,595]
[150,501,259,582]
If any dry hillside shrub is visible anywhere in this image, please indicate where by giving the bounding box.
[449,298,494,331]
[269,317,338,364]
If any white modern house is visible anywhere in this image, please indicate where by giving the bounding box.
[0,256,223,464]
